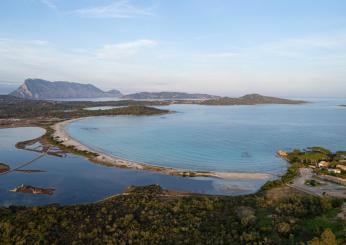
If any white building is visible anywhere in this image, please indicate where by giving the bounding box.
[318,161,330,168]
[336,164,346,171]
[328,168,341,174]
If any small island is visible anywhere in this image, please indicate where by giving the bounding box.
[0,163,10,173]
[9,184,55,196]
[0,154,345,244]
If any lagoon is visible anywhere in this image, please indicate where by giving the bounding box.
[0,128,258,206]
[66,99,346,175]
[1,98,346,206]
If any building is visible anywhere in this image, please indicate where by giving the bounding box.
[336,164,346,171]
[318,161,330,168]
[328,168,341,174]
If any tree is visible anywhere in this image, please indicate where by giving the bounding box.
[308,228,337,245]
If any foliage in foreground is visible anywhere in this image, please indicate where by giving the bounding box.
[0,185,344,244]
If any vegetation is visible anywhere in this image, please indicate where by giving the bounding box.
[0,163,10,173]
[305,179,323,187]
[42,126,100,159]
[0,185,344,244]
[197,94,306,105]
[0,95,170,119]
[260,162,303,191]
[284,147,346,179]
[308,228,338,245]
[1,96,344,243]
[1,145,345,243]
[0,94,306,120]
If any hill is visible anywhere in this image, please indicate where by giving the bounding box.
[0,185,343,244]
[10,79,122,99]
[122,91,220,100]
[123,92,306,105]
[198,94,306,105]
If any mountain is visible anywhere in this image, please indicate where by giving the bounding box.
[122,92,220,100]
[199,94,306,105]
[10,79,122,99]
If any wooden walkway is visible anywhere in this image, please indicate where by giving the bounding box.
[0,147,50,176]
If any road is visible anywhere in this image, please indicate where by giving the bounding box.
[288,168,346,198]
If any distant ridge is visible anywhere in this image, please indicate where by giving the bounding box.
[9,79,306,105]
[10,79,122,99]
[122,91,220,100]
[122,92,306,105]
[199,94,307,105]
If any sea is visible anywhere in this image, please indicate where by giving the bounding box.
[1,98,345,205]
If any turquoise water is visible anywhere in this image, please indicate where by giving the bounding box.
[1,99,346,205]
[67,99,346,174]
[1,127,260,206]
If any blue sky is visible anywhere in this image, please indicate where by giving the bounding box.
[0,0,345,96]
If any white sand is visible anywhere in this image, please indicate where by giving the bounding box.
[52,119,274,181]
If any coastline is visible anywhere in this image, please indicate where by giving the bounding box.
[51,118,274,181]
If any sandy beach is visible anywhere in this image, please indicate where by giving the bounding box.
[51,118,274,180]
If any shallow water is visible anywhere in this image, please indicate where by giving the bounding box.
[67,99,346,174]
[0,128,260,206]
[1,98,345,206]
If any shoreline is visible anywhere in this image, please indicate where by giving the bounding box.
[51,118,274,181]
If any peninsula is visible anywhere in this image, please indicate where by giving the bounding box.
[122,91,220,100]
[0,93,303,180]
[0,94,345,244]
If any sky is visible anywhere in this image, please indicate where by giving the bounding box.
[0,0,345,96]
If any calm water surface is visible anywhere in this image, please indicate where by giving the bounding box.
[67,99,346,174]
[0,128,257,206]
[1,98,346,206]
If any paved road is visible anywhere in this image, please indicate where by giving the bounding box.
[288,168,346,199]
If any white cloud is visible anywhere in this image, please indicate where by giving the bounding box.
[40,0,57,9]
[1,33,346,96]
[259,32,346,58]
[97,39,157,59]
[0,37,161,88]
[74,0,153,18]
